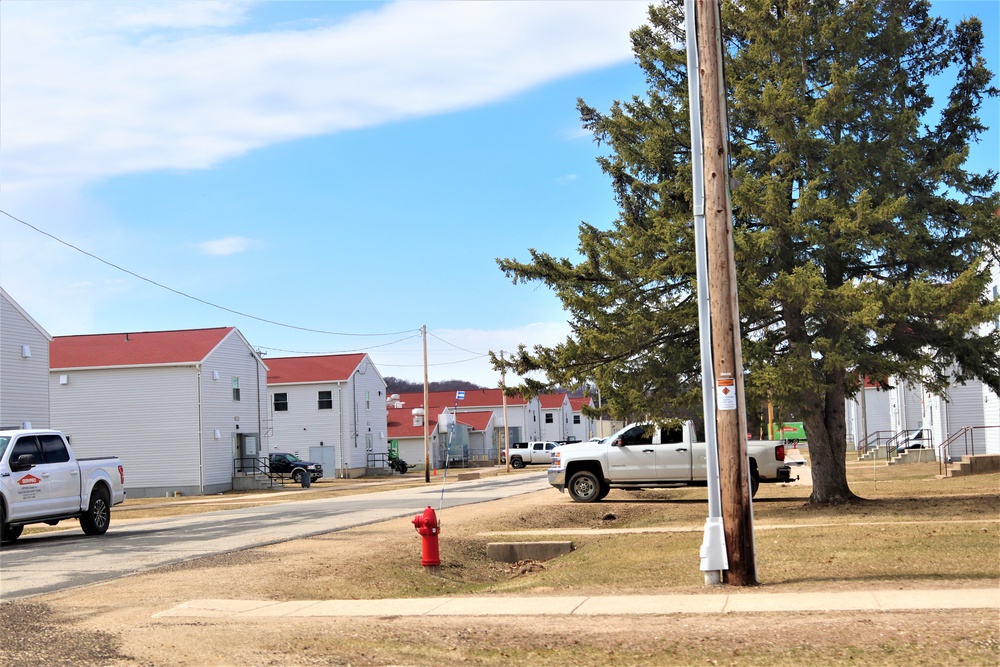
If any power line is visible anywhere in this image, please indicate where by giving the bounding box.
[377,354,490,369]
[258,332,422,355]
[427,331,488,355]
[2,209,419,338]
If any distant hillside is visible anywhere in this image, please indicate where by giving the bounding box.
[385,377,591,398]
[384,377,488,394]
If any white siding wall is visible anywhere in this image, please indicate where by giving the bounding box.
[269,382,348,474]
[540,410,561,441]
[889,381,923,433]
[200,333,269,491]
[984,259,1000,454]
[923,389,948,452]
[347,362,389,472]
[569,409,594,442]
[845,387,893,446]
[51,366,201,492]
[482,398,541,441]
[397,431,443,470]
[1,291,51,429]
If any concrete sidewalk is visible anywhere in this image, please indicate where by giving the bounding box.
[154,587,1000,619]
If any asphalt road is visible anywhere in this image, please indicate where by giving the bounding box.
[0,471,550,601]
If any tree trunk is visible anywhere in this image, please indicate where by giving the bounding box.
[804,377,859,504]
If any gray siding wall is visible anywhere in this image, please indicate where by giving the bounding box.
[200,333,269,490]
[1,292,50,429]
[51,365,201,491]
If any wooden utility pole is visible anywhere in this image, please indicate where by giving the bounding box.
[696,0,757,585]
[423,325,430,484]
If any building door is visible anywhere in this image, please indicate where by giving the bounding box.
[236,433,259,473]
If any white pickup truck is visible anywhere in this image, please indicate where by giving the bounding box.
[548,421,792,502]
[504,441,560,468]
[0,429,126,543]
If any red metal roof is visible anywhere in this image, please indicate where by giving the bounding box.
[454,410,494,431]
[386,406,494,438]
[539,393,568,409]
[51,327,235,369]
[387,405,439,438]
[266,354,367,384]
[569,396,592,411]
[393,388,528,409]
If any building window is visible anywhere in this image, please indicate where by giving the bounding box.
[232,377,241,401]
[273,393,288,412]
[318,390,333,410]
[573,415,581,425]
[366,390,371,410]
[545,413,553,424]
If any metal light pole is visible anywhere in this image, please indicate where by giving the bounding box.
[685,0,726,585]
[423,325,430,483]
[695,0,757,586]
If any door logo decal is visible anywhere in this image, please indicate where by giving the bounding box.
[17,474,41,486]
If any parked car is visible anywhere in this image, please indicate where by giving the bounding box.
[896,429,930,453]
[267,452,323,483]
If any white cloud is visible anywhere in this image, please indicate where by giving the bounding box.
[556,174,579,185]
[0,1,650,193]
[196,236,258,256]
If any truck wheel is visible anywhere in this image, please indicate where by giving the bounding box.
[510,457,525,469]
[568,471,601,503]
[750,470,760,498]
[292,468,305,483]
[596,481,612,501]
[1,505,23,543]
[80,488,111,536]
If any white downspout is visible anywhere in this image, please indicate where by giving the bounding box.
[197,366,204,495]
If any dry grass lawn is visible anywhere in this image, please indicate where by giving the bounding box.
[3,454,998,666]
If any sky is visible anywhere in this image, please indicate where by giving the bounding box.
[1,1,998,389]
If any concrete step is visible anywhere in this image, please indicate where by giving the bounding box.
[943,454,999,478]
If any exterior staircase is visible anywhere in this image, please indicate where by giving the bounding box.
[938,454,1000,479]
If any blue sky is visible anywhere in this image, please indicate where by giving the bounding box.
[1,1,997,387]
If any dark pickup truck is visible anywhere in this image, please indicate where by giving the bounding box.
[268,453,323,483]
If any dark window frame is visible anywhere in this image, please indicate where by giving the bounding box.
[318,390,333,410]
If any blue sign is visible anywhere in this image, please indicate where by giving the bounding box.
[456,391,465,400]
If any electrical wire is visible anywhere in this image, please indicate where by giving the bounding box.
[427,331,489,356]
[258,333,422,355]
[2,209,419,338]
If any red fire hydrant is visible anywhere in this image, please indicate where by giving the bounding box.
[412,506,441,567]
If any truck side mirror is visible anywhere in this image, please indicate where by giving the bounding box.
[14,454,36,471]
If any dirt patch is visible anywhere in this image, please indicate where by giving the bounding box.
[2,480,998,666]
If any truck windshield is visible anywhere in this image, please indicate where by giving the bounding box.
[0,436,8,458]
[282,453,302,462]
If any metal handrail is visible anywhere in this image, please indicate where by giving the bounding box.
[857,430,895,458]
[233,456,269,476]
[885,428,933,463]
[937,425,1000,476]
[366,452,389,474]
